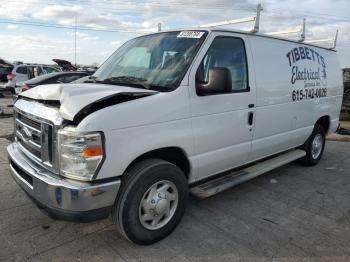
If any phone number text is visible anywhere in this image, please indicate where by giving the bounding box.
[292,88,327,101]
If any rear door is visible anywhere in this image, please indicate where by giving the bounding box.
[188,32,256,181]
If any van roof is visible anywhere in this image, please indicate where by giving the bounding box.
[150,28,336,52]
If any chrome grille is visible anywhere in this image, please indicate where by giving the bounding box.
[17,113,41,131]
[14,99,63,174]
[16,113,42,161]
[15,111,57,172]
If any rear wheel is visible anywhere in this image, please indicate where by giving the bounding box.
[112,159,188,245]
[299,124,326,166]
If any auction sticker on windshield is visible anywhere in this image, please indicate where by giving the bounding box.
[177,31,205,38]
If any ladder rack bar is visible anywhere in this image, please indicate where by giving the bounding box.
[251,3,262,33]
[193,3,338,50]
[304,29,338,49]
[305,38,333,43]
[299,18,306,42]
[331,29,339,49]
[199,16,255,28]
[266,27,301,36]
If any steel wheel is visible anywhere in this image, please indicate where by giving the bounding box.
[311,133,323,160]
[112,159,188,245]
[299,124,326,166]
[138,180,179,230]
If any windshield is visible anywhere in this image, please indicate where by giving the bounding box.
[92,31,207,91]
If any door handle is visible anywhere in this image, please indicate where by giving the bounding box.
[248,112,254,126]
[248,104,255,108]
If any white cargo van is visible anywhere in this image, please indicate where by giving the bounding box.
[7,29,343,245]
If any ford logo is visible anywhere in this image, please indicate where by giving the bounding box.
[22,126,32,140]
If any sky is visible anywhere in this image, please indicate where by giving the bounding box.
[0,0,349,67]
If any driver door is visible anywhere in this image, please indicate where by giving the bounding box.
[188,32,256,181]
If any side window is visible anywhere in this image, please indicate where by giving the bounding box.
[27,67,34,79]
[37,66,43,76]
[196,37,248,93]
[44,67,58,73]
[16,66,28,75]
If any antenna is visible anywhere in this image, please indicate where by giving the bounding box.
[74,13,77,66]
[158,23,162,32]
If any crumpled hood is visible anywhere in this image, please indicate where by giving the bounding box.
[19,83,157,121]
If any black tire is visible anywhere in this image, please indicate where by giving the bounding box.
[111,159,188,245]
[299,124,326,166]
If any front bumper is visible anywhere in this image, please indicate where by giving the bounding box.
[7,142,120,222]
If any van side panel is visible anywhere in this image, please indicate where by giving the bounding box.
[248,36,295,160]
[248,36,342,162]
[76,86,197,181]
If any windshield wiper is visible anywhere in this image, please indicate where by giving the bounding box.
[101,76,150,89]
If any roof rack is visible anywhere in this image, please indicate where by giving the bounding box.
[196,3,339,50]
[265,18,306,42]
[304,30,339,50]
[198,3,263,33]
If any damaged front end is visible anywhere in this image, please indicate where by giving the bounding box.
[7,83,157,221]
[18,83,158,122]
[11,83,158,177]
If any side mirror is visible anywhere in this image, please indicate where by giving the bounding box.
[196,67,232,96]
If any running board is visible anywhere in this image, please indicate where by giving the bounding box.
[190,149,306,198]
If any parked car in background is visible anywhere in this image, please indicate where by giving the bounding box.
[6,64,60,88]
[53,59,77,71]
[342,68,350,115]
[15,71,91,94]
[0,58,13,90]
[77,66,98,73]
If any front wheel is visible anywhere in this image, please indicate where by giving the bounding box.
[299,124,326,166]
[112,159,188,245]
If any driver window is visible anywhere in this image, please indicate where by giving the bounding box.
[197,37,248,92]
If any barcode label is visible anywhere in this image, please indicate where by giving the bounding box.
[177,31,205,38]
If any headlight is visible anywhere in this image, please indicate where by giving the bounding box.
[58,127,105,181]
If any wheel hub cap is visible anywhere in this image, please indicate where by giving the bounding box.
[311,134,323,159]
[139,180,178,230]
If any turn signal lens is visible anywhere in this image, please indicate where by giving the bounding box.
[83,147,103,157]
